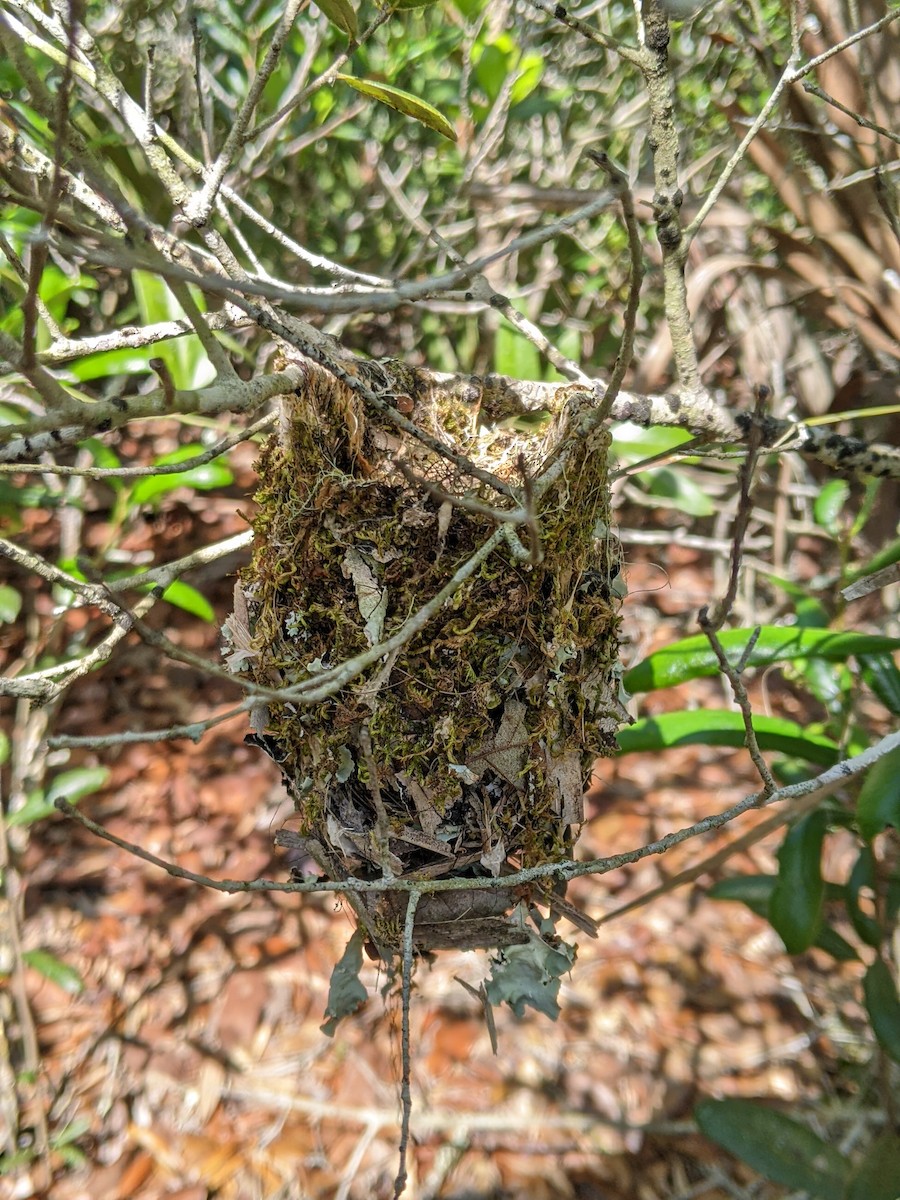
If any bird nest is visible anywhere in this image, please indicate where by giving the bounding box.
[226,352,626,958]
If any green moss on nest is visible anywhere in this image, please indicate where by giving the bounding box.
[234,358,625,953]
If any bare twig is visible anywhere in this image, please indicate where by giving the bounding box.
[52,726,900,899]
[394,888,422,1200]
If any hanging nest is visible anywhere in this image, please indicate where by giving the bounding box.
[226,350,627,958]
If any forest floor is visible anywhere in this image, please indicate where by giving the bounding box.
[2,437,882,1200]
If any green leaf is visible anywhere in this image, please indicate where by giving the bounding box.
[6,791,56,828]
[129,446,233,507]
[813,924,860,962]
[336,75,457,141]
[510,53,544,107]
[859,653,900,716]
[611,421,693,463]
[863,957,900,1064]
[616,711,839,766]
[22,950,85,995]
[708,876,857,961]
[708,874,776,918]
[845,847,883,948]
[813,479,850,534]
[493,321,542,381]
[0,584,22,624]
[623,628,900,693]
[845,1131,900,1200]
[132,272,213,389]
[769,811,827,954]
[321,928,368,1036]
[694,1098,850,1200]
[160,581,216,622]
[0,731,9,767]
[856,744,900,841]
[639,467,716,517]
[315,0,358,37]
[46,767,109,805]
[9,766,109,827]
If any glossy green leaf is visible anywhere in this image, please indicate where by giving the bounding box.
[769,811,827,954]
[863,957,900,1064]
[22,950,85,995]
[6,791,56,828]
[639,466,716,516]
[316,0,358,37]
[845,847,883,948]
[7,767,108,827]
[611,421,693,464]
[616,710,839,766]
[624,628,900,693]
[47,766,110,804]
[336,75,457,141]
[844,537,900,591]
[510,53,544,107]
[129,446,233,507]
[845,1130,900,1200]
[65,346,163,383]
[856,744,900,841]
[708,876,857,961]
[132,272,213,389]
[814,479,850,534]
[859,653,900,716]
[494,321,541,381]
[321,928,368,1036]
[695,1098,849,1198]
[0,584,22,624]
[160,581,216,622]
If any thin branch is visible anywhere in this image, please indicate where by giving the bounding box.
[802,81,900,147]
[394,888,422,1200]
[184,0,304,223]
[0,414,275,478]
[524,0,642,64]
[51,726,900,899]
[584,149,643,424]
[685,9,900,246]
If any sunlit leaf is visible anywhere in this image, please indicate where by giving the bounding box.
[160,581,216,622]
[22,950,85,995]
[129,446,233,507]
[494,321,541,380]
[813,479,850,534]
[0,584,22,624]
[616,710,839,766]
[624,628,900,693]
[638,466,716,516]
[315,0,358,37]
[336,74,457,141]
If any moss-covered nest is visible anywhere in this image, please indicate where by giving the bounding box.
[228,353,626,957]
